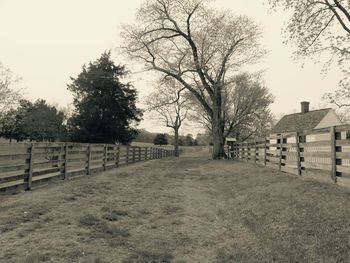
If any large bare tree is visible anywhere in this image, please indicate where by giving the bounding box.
[145,79,190,157]
[269,0,350,107]
[122,0,265,159]
[189,72,274,141]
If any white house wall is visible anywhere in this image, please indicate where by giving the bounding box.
[314,110,342,129]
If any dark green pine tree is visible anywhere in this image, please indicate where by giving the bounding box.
[67,51,142,144]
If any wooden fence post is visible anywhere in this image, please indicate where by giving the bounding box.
[126,145,130,165]
[238,143,240,159]
[254,140,257,164]
[264,137,267,166]
[279,135,283,171]
[138,147,141,162]
[264,137,270,166]
[243,143,245,160]
[87,144,91,175]
[145,147,148,160]
[116,144,120,167]
[26,143,35,190]
[64,143,68,179]
[246,142,249,162]
[295,132,301,176]
[330,126,337,183]
[103,144,107,171]
[132,147,136,163]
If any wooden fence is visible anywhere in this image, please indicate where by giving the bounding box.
[0,142,175,194]
[226,124,350,187]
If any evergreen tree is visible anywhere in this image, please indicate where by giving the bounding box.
[67,51,142,144]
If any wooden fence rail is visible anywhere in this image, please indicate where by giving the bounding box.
[226,124,350,187]
[0,142,176,194]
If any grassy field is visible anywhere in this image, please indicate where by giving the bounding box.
[1,151,350,262]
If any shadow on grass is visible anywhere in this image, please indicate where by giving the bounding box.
[122,250,173,263]
[162,205,184,215]
[102,209,129,221]
[0,205,49,233]
[79,214,130,247]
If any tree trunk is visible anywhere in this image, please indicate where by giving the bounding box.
[174,127,179,157]
[211,106,226,159]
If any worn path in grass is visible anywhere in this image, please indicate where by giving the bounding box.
[1,150,350,263]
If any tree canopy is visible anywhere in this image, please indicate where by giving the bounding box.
[269,0,350,61]
[189,72,274,141]
[269,0,350,107]
[145,78,191,156]
[0,62,22,114]
[153,133,168,146]
[67,51,143,144]
[0,99,65,142]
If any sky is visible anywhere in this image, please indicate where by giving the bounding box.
[0,0,343,135]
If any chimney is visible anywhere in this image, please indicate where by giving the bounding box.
[301,101,310,113]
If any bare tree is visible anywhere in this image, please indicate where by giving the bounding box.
[122,0,265,159]
[323,82,350,108]
[145,79,191,157]
[0,63,22,113]
[269,0,350,107]
[189,73,274,141]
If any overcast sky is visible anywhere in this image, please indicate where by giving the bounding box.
[0,0,342,135]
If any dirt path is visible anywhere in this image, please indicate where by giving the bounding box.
[1,151,350,263]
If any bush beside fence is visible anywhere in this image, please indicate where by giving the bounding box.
[226,124,350,187]
[0,142,175,194]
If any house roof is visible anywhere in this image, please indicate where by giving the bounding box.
[272,108,332,134]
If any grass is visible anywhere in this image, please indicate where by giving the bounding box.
[102,209,129,221]
[79,214,130,246]
[1,150,350,262]
[122,250,174,263]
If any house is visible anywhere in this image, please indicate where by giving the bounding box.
[271,101,342,143]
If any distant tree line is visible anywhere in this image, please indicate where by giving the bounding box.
[135,130,208,147]
[0,48,274,149]
[0,99,65,142]
[0,52,142,144]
